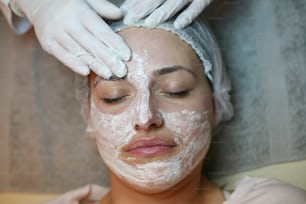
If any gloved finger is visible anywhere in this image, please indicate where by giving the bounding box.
[145,0,191,28]
[174,0,211,29]
[86,0,122,19]
[77,53,112,79]
[84,184,109,201]
[123,0,165,25]
[65,23,126,78]
[56,32,112,78]
[46,41,90,76]
[120,0,137,15]
[81,10,131,61]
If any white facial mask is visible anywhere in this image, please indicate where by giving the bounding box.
[90,53,212,192]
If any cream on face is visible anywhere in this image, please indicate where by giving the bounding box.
[89,28,213,192]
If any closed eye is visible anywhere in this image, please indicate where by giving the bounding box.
[103,96,126,104]
[166,90,190,97]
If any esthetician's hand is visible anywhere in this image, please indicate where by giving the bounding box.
[43,184,108,204]
[10,0,131,78]
[121,0,213,29]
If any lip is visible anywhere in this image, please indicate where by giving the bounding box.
[123,137,177,157]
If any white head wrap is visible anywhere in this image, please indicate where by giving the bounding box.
[75,17,233,128]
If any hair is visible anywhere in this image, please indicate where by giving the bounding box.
[75,16,233,132]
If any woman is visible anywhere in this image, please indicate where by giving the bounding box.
[47,17,306,204]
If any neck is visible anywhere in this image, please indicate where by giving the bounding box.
[101,166,225,204]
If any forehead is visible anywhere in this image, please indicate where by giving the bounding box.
[118,27,204,77]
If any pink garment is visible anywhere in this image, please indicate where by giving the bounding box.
[85,176,306,204]
[222,176,306,204]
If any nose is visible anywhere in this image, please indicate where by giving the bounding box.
[133,96,163,131]
[134,110,163,131]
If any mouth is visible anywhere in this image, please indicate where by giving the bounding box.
[123,137,177,158]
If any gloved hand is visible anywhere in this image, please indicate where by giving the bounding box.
[10,0,131,78]
[121,0,213,29]
[43,184,108,204]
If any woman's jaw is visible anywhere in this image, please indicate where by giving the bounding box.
[89,27,214,193]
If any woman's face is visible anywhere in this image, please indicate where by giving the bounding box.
[89,28,214,193]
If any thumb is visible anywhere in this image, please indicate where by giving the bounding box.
[66,185,92,201]
[85,184,109,201]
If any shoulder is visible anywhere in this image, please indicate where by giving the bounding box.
[223,176,306,204]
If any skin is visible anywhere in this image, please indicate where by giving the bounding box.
[89,27,225,204]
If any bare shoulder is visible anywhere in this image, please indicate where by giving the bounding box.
[98,191,111,204]
[224,176,306,204]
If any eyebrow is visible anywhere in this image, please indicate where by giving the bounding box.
[94,65,196,87]
[153,65,196,78]
[94,75,125,87]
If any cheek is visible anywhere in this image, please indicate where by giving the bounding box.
[193,92,214,124]
[90,100,136,148]
[161,110,210,144]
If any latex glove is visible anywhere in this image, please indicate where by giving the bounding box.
[43,184,108,204]
[121,0,213,29]
[10,0,131,78]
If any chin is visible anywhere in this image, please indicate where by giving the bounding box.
[113,163,198,195]
[124,177,180,194]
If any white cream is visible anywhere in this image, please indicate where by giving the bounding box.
[90,52,212,192]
